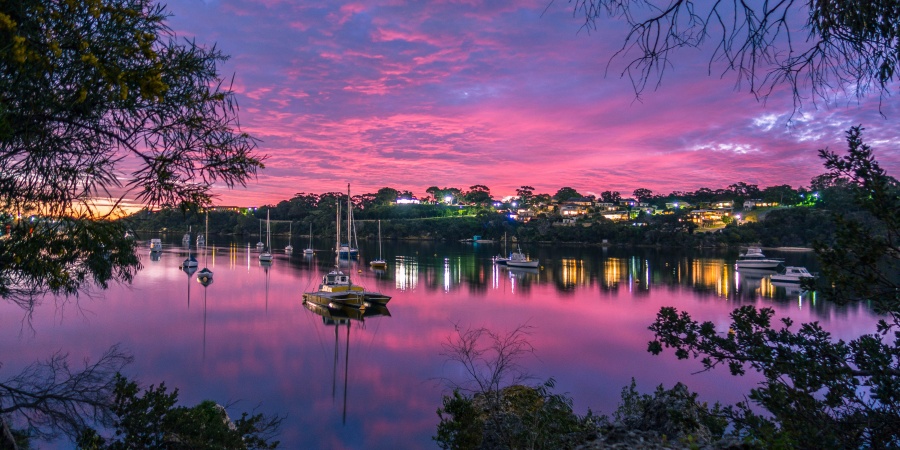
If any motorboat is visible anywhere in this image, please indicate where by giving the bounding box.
[735,247,784,270]
[505,247,539,269]
[182,227,191,246]
[770,266,816,284]
[149,238,163,253]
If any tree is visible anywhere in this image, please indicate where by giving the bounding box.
[552,186,581,202]
[647,127,900,447]
[760,184,800,206]
[0,0,264,303]
[464,185,492,206]
[570,0,900,109]
[374,187,400,206]
[435,324,598,449]
[0,345,132,447]
[516,186,534,207]
[632,188,653,202]
[76,375,280,449]
[600,190,621,203]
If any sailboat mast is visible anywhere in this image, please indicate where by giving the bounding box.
[378,220,382,259]
[335,200,340,268]
[346,183,351,252]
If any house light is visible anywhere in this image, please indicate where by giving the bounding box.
[444,195,452,204]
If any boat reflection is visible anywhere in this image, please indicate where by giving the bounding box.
[301,300,391,424]
[197,275,212,359]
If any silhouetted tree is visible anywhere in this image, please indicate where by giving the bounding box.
[0,0,264,303]
[570,0,900,109]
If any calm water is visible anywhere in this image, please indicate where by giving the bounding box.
[1,237,878,449]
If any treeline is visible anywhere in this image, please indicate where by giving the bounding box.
[123,172,884,248]
[125,202,848,249]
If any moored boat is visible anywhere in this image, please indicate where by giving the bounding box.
[735,247,784,270]
[770,266,816,284]
[505,247,539,268]
[259,210,273,262]
[149,238,163,253]
[304,198,390,309]
[369,220,387,269]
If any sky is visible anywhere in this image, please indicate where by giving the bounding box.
[155,0,900,207]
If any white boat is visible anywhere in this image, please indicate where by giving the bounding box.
[285,221,294,254]
[259,210,273,262]
[181,254,198,269]
[336,184,359,259]
[735,247,784,270]
[196,233,205,248]
[182,227,191,247]
[369,220,387,269]
[197,212,213,283]
[303,223,315,255]
[493,232,509,265]
[255,219,265,251]
[506,247,539,268]
[149,238,163,253]
[770,266,815,284]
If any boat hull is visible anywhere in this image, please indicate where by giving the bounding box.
[506,260,539,268]
[303,291,367,310]
[735,260,784,270]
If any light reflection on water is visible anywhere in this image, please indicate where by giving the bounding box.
[1,237,875,449]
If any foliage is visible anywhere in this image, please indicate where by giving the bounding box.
[813,126,900,308]
[76,375,280,450]
[570,0,900,109]
[0,0,263,303]
[647,127,900,448]
[435,324,599,449]
[0,345,133,447]
[553,187,581,202]
[613,379,728,445]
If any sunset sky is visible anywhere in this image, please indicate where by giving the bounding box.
[161,0,900,207]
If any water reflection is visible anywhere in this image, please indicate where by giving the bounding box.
[301,300,391,425]
[2,237,870,450]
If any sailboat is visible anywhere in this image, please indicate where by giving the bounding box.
[259,210,274,262]
[336,184,359,259]
[303,223,315,255]
[303,198,391,311]
[255,219,265,251]
[369,220,387,269]
[197,212,213,283]
[493,231,509,265]
[181,226,198,269]
[285,221,294,254]
[304,200,370,309]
